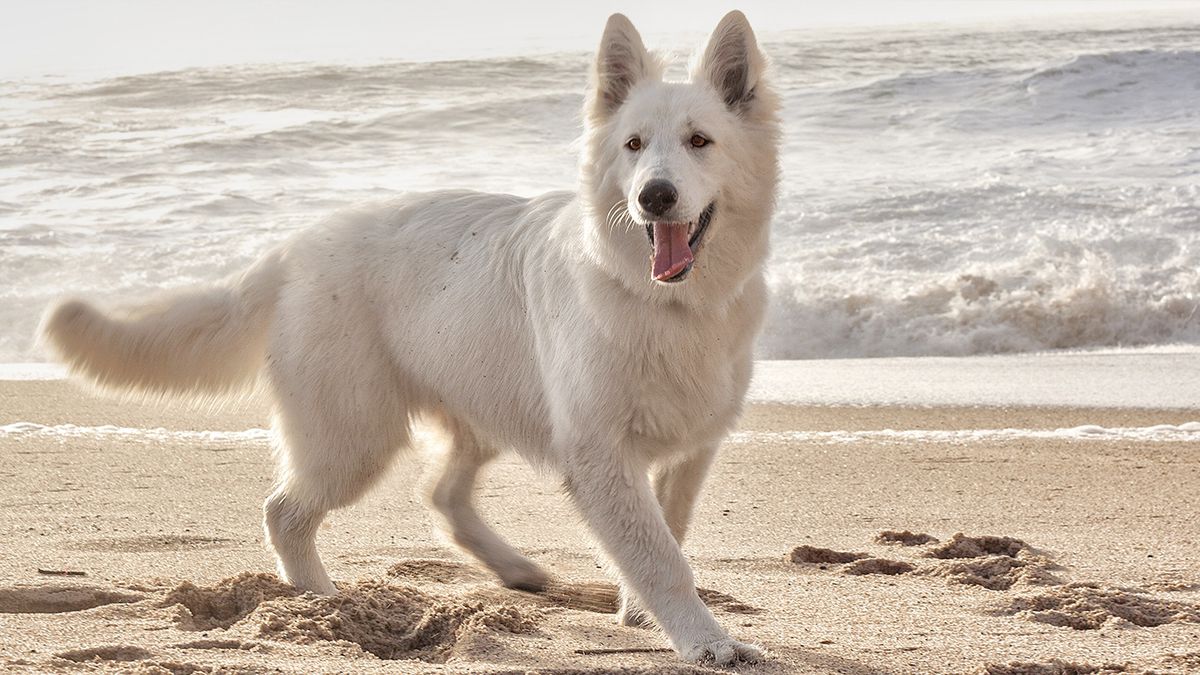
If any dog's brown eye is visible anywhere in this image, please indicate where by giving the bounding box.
[626,137,642,152]
[690,134,709,148]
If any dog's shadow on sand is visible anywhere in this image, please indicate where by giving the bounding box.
[532,578,764,617]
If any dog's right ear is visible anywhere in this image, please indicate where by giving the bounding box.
[589,14,654,118]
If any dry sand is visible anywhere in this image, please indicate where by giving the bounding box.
[1,380,1198,674]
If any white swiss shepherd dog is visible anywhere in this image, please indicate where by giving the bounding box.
[41,11,779,665]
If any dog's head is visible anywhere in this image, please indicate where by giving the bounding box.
[580,11,780,301]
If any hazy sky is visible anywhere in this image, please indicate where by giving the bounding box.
[3,0,1199,78]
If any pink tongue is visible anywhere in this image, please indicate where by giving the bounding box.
[651,222,693,281]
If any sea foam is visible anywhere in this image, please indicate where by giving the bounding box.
[5,420,1197,445]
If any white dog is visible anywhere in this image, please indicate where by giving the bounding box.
[41,11,779,665]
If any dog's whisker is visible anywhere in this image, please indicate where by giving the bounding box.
[604,200,637,235]
[606,201,626,230]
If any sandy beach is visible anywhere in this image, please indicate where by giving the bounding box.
[3,1,1199,671]
[1,378,1197,674]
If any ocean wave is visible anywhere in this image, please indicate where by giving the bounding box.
[3,24,1199,363]
[45,56,584,108]
[1023,48,1200,87]
[167,90,582,159]
[817,47,1200,131]
[760,246,1200,359]
[1018,48,1200,123]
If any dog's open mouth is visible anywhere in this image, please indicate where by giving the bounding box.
[645,203,715,283]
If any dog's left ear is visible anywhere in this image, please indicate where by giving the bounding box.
[697,10,766,111]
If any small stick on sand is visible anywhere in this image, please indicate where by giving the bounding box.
[36,568,87,576]
[574,647,673,655]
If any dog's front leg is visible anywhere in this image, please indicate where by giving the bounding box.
[618,443,719,627]
[563,440,761,665]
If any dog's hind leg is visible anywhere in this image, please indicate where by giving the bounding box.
[262,326,411,595]
[654,444,719,544]
[263,484,338,595]
[425,414,549,591]
[618,444,718,627]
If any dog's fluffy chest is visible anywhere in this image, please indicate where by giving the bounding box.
[626,322,746,453]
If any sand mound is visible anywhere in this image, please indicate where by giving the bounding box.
[386,558,489,584]
[976,659,1127,674]
[996,584,1200,629]
[789,534,1063,589]
[1159,652,1200,671]
[922,555,1064,591]
[250,580,540,662]
[0,584,145,613]
[876,530,939,546]
[790,545,914,575]
[926,533,1027,559]
[54,644,153,663]
[789,545,867,564]
[124,660,274,674]
[844,558,915,576]
[1143,578,1200,592]
[158,572,542,662]
[162,572,299,630]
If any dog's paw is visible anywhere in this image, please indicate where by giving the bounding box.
[496,557,551,592]
[679,636,764,666]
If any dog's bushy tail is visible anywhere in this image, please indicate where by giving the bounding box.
[39,249,287,398]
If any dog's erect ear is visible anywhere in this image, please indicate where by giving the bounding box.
[590,14,653,117]
[697,10,765,111]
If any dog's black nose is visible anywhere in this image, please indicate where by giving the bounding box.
[637,180,678,217]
